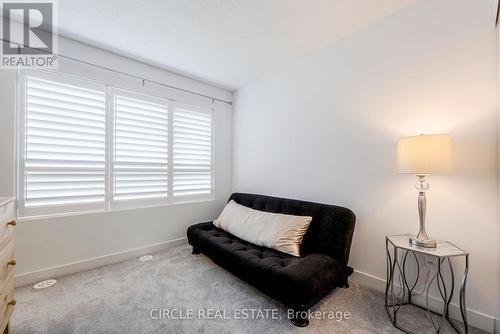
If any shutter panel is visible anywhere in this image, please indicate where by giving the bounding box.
[113,92,169,201]
[23,73,106,212]
[173,106,213,197]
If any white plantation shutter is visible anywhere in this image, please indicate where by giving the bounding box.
[18,70,216,218]
[173,105,213,197]
[112,91,170,203]
[20,71,106,216]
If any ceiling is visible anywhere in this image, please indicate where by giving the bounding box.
[53,0,416,91]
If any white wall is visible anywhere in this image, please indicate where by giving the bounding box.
[497,20,500,334]
[0,36,233,279]
[233,0,499,330]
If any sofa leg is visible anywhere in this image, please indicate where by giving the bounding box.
[341,277,349,288]
[192,246,201,255]
[290,308,309,327]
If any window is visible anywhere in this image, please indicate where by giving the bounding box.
[18,70,214,218]
[19,71,107,217]
[173,104,213,197]
[112,90,170,204]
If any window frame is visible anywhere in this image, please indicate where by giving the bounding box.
[172,100,215,201]
[17,69,215,219]
[17,69,108,218]
[109,87,171,211]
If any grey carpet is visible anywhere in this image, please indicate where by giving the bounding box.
[12,245,487,334]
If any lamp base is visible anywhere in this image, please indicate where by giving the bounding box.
[409,236,437,248]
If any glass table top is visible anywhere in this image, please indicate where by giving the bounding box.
[387,234,468,257]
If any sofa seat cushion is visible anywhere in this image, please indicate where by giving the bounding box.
[187,222,353,309]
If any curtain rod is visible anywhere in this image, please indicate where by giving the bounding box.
[496,0,500,27]
[1,38,233,106]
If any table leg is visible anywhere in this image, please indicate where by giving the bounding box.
[460,255,469,334]
[391,246,398,324]
[436,258,448,333]
[395,250,408,306]
[445,258,455,319]
[385,238,391,307]
[426,257,448,333]
[385,238,398,326]
[403,250,420,304]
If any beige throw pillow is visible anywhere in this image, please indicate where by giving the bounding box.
[213,200,313,257]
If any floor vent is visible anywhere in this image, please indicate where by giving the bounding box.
[138,255,154,262]
[33,279,57,289]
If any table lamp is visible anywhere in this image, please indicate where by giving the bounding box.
[397,134,451,248]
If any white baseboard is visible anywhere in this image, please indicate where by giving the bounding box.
[15,237,188,288]
[350,270,497,333]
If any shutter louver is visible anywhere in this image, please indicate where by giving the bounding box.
[25,74,106,209]
[113,93,169,201]
[173,106,213,197]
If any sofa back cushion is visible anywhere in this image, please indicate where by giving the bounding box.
[228,193,356,265]
[214,200,313,257]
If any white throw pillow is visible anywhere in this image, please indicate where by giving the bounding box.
[213,200,313,257]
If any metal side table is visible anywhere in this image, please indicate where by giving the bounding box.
[385,234,469,334]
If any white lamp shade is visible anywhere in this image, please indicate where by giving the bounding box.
[397,134,451,174]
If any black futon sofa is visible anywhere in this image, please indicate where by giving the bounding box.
[186,193,356,327]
